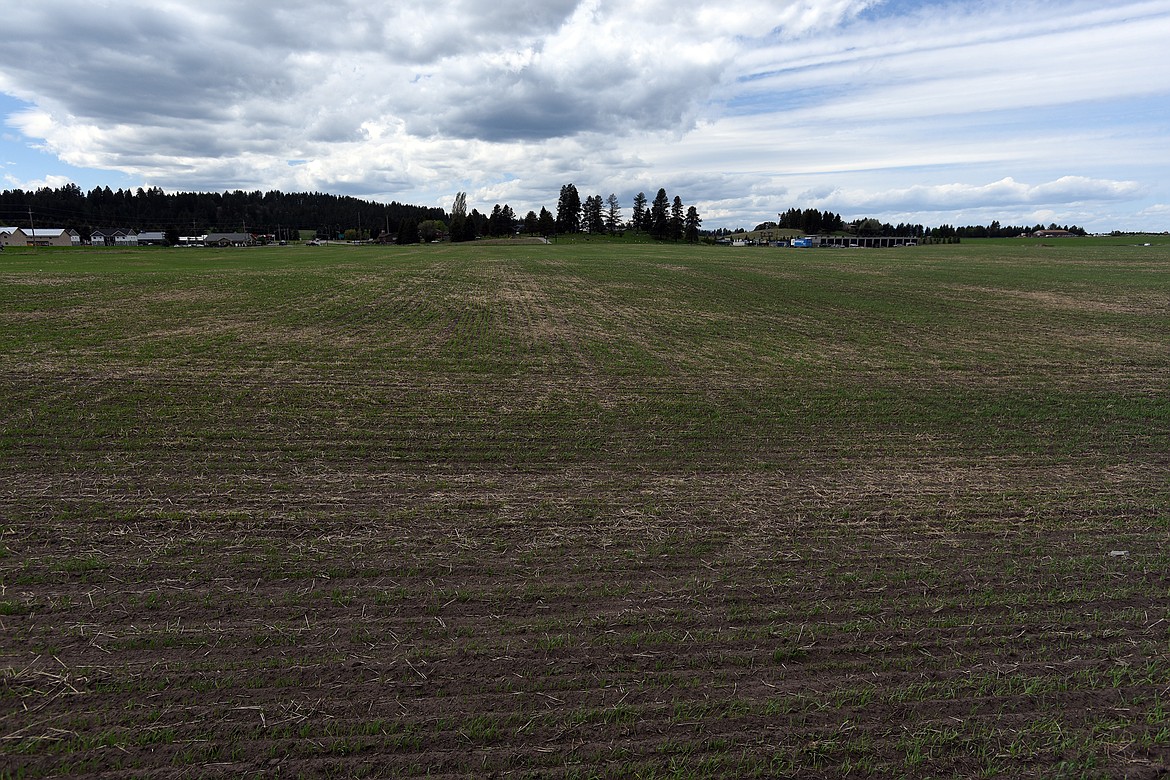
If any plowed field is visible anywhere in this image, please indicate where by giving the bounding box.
[2,240,1169,778]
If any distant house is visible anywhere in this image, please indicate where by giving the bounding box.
[0,227,28,247]
[91,228,137,246]
[204,232,255,247]
[1031,229,1077,238]
[24,228,75,247]
[136,231,167,246]
[0,227,79,247]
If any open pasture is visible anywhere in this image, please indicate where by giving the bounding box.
[1,239,1169,778]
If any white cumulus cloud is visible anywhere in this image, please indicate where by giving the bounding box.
[0,0,1168,231]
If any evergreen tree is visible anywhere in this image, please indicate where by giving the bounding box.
[461,215,478,241]
[488,204,505,236]
[555,184,581,233]
[631,192,648,231]
[487,204,517,237]
[650,188,670,239]
[670,196,685,241]
[605,194,621,234]
[582,195,605,234]
[684,206,702,243]
[397,218,420,245]
[468,208,488,238]
[537,207,555,236]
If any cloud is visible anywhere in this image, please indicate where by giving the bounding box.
[0,1,879,159]
[391,0,879,142]
[2,172,75,191]
[1137,203,1170,218]
[0,0,1168,232]
[804,176,1146,213]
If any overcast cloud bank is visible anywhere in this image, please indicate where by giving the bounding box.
[2,0,1169,231]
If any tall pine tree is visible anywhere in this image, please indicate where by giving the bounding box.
[650,189,670,239]
[582,195,604,234]
[537,207,555,236]
[670,196,685,241]
[605,194,621,235]
[555,184,581,233]
[684,206,702,243]
[631,192,648,232]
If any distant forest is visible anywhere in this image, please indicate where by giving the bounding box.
[0,183,1088,244]
[0,182,706,244]
[0,184,445,241]
[749,208,1088,239]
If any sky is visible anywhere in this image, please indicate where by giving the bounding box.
[1,0,1169,232]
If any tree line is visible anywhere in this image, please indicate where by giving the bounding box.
[3,182,1088,246]
[0,183,445,241]
[1,182,706,245]
[439,184,703,243]
[763,209,1088,239]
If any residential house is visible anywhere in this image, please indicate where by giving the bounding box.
[90,228,138,246]
[0,227,28,247]
[204,232,255,247]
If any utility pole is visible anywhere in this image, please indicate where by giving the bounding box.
[28,207,37,252]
